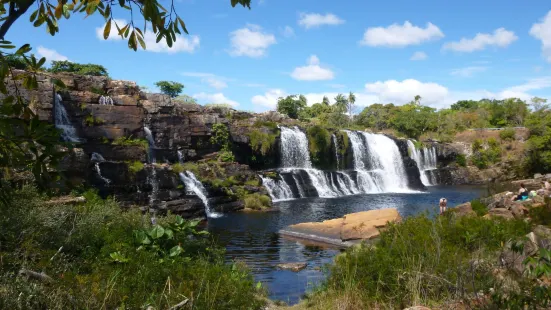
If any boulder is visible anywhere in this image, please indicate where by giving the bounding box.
[488,208,514,220]
[500,226,551,275]
[510,204,529,219]
[450,202,476,217]
[276,263,307,272]
[280,209,401,247]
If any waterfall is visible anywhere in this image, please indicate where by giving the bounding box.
[280,126,312,168]
[147,167,159,206]
[262,127,418,201]
[332,134,339,169]
[99,95,114,105]
[177,150,184,164]
[144,127,156,164]
[407,140,438,186]
[54,93,80,142]
[90,152,105,162]
[179,171,222,218]
[94,163,111,185]
[260,175,293,201]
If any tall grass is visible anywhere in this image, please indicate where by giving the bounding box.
[0,187,264,309]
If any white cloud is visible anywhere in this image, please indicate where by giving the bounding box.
[251,89,287,109]
[96,19,200,53]
[410,51,427,61]
[291,55,335,81]
[364,79,450,107]
[193,92,239,107]
[182,72,229,90]
[37,46,69,62]
[298,13,345,29]
[443,28,517,52]
[282,26,295,38]
[228,24,276,58]
[360,21,444,47]
[530,11,551,62]
[450,66,488,77]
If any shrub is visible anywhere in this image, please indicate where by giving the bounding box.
[218,150,235,162]
[499,128,516,141]
[49,60,108,76]
[181,162,200,175]
[307,125,331,168]
[243,193,271,210]
[0,187,265,309]
[154,81,184,98]
[127,161,144,174]
[470,199,488,216]
[84,114,104,126]
[456,154,467,167]
[248,129,276,156]
[112,136,148,149]
[172,163,184,174]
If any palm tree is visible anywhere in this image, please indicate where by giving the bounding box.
[334,94,347,113]
[348,92,356,118]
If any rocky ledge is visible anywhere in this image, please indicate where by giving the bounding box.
[279,208,401,247]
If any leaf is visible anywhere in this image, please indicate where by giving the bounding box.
[51,78,66,89]
[164,228,174,239]
[169,245,183,257]
[148,225,165,239]
[30,10,39,22]
[62,4,70,18]
[256,281,262,289]
[103,18,112,40]
[134,230,151,245]
[37,57,46,68]
[54,2,63,19]
[175,215,184,226]
[118,0,125,8]
[137,34,146,50]
[178,17,189,35]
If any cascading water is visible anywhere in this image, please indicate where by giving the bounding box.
[177,150,184,164]
[261,127,419,201]
[407,140,438,186]
[54,93,80,142]
[99,95,114,105]
[332,134,339,169]
[147,167,159,206]
[91,152,110,185]
[144,127,156,164]
[179,171,222,218]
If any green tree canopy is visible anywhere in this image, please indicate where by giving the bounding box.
[49,60,108,76]
[155,81,184,98]
[277,95,307,119]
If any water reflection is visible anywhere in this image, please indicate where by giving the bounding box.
[207,185,484,305]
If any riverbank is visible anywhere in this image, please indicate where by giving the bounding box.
[269,187,551,309]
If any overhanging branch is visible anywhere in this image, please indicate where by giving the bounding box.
[0,0,35,40]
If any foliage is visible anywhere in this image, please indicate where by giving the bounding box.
[470,199,488,216]
[307,213,530,308]
[154,81,184,98]
[210,123,235,162]
[112,136,148,149]
[499,128,516,141]
[277,95,307,119]
[456,154,467,167]
[84,114,104,126]
[471,138,501,169]
[525,106,551,173]
[243,193,271,210]
[127,161,144,174]
[218,150,235,162]
[172,163,184,174]
[4,54,29,69]
[49,60,108,76]
[173,94,198,104]
[307,125,332,168]
[248,128,277,156]
[0,187,264,309]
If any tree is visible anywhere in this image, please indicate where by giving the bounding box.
[413,95,421,106]
[174,94,198,105]
[334,93,347,113]
[347,91,356,117]
[451,100,480,111]
[322,96,330,106]
[277,95,307,119]
[531,97,549,112]
[155,81,184,98]
[49,60,108,76]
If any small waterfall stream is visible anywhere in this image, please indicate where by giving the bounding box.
[54,93,80,142]
[262,127,419,201]
[99,95,114,105]
[91,152,110,185]
[407,140,438,186]
[332,134,339,169]
[144,127,156,164]
[179,171,222,218]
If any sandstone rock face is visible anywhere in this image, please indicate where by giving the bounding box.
[488,208,514,220]
[280,208,401,247]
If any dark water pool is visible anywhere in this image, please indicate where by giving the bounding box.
[207,186,485,305]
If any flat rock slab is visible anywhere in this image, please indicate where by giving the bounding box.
[276,263,307,272]
[280,208,401,247]
[44,196,86,206]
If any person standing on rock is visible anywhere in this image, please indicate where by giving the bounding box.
[439,198,447,215]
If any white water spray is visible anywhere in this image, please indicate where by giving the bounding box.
[179,171,222,218]
[54,93,80,142]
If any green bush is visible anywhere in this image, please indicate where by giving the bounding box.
[218,150,235,162]
[112,136,148,149]
[310,214,530,308]
[0,187,265,309]
[307,125,331,168]
[248,129,277,156]
[499,128,516,141]
[456,154,467,167]
[243,193,271,210]
[49,60,108,76]
[470,199,488,216]
[127,161,144,174]
[172,163,184,174]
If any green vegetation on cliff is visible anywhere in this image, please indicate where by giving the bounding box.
[249,129,278,156]
[49,60,109,77]
[307,125,332,168]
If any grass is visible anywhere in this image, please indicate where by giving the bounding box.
[243,193,271,210]
[172,163,184,174]
[301,213,531,309]
[127,161,144,174]
[112,136,149,149]
[470,199,488,216]
[249,129,277,156]
[0,187,265,310]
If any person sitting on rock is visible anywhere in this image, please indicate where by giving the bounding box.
[439,198,447,215]
[512,183,529,201]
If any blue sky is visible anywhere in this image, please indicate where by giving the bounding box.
[6,0,551,111]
